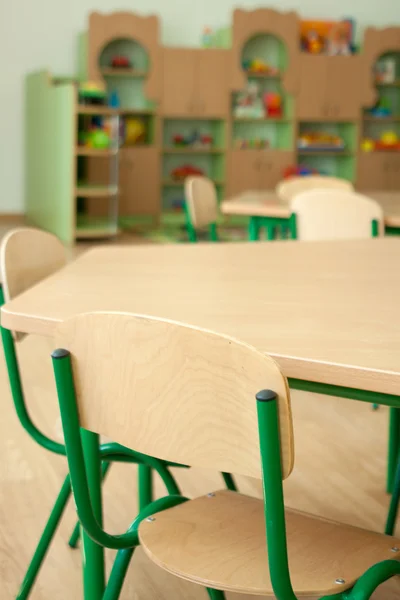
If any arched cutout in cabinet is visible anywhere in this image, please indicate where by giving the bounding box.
[88,12,161,102]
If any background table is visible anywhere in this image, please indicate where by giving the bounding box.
[221,190,400,239]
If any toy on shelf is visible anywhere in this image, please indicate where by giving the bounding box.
[111,55,131,68]
[109,90,121,108]
[234,138,270,150]
[79,125,110,149]
[242,58,279,76]
[171,164,204,181]
[301,19,354,55]
[124,118,146,146]
[172,131,213,149]
[361,131,400,152]
[298,132,345,151]
[263,92,282,117]
[367,98,392,118]
[375,58,396,84]
[234,81,264,119]
[202,27,214,48]
[283,165,320,178]
[78,81,107,106]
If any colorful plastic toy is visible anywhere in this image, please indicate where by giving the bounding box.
[172,131,213,148]
[125,118,146,146]
[283,165,319,178]
[242,58,279,76]
[376,131,400,150]
[234,81,264,119]
[111,56,131,68]
[361,138,375,153]
[301,19,354,55]
[264,93,283,118]
[234,138,269,150]
[298,132,345,151]
[78,81,107,106]
[171,164,204,181]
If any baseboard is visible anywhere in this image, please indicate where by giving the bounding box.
[0,213,25,222]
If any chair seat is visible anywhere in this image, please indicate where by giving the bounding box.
[139,490,400,597]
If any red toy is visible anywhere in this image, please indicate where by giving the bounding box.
[171,164,204,181]
[111,56,131,68]
[264,93,282,118]
[283,165,319,179]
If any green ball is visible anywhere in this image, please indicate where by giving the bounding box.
[90,130,110,149]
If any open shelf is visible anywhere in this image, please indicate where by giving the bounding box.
[297,150,353,156]
[76,105,119,116]
[163,147,225,154]
[75,216,119,239]
[375,80,400,87]
[162,179,224,187]
[119,108,155,116]
[75,147,118,156]
[363,115,400,122]
[101,68,147,77]
[75,184,118,198]
[233,117,290,123]
[245,72,281,79]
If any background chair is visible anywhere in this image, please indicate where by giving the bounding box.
[290,189,383,241]
[184,176,219,242]
[52,312,400,600]
[276,175,354,204]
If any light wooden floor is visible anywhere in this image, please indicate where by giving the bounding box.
[0,220,399,599]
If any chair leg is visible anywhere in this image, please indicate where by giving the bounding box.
[385,449,400,535]
[68,460,111,548]
[138,463,153,511]
[103,547,136,600]
[17,474,72,599]
[387,408,400,493]
[206,588,226,599]
[221,472,237,491]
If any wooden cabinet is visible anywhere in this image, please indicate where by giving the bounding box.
[230,8,300,93]
[88,11,162,101]
[297,56,362,120]
[227,150,293,196]
[357,153,400,191]
[119,148,160,217]
[162,48,229,117]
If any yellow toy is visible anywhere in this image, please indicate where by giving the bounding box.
[124,118,146,146]
[381,131,398,146]
[361,138,375,152]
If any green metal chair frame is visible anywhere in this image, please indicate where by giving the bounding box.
[50,315,400,600]
[184,199,218,243]
[0,284,236,598]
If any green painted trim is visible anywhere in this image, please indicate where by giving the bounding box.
[288,378,400,408]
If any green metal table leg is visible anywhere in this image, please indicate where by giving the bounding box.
[207,589,226,599]
[385,449,400,535]
[81,430,105,600]
[387,408,400,493]
[266,221,275,241]
[248,216,259,241]
[138,463,153,511]
[103,547,135,600]
[17,474,72,599]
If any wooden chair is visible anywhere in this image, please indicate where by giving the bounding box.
[184,176,219,242]
[51,312,400,600]
[276,175,353,203]
[291,190,383,241]
[0,228,176,597]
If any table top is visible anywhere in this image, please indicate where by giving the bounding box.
[2,239,400,395]
[221,190,400,227]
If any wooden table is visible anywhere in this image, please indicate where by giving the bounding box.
[221,190,400,239]
[2,239,400,598]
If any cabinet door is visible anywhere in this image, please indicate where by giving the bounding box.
[296,55,329,120]
[356,153,389,191]
[226,150,260,197]
[119,148,161,216]
[259,151,295,189]
[196,50,229,118]
[387,154,400,190]
[326,57,362,120]
[161,48,197,117]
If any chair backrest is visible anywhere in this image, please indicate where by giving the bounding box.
[276,175,353,203]
[0,227,66,304]
[291,189,383,241]
[55,312,294,480]
[185,176,219,228]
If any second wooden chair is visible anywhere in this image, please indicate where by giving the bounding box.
[184,176,219,242]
